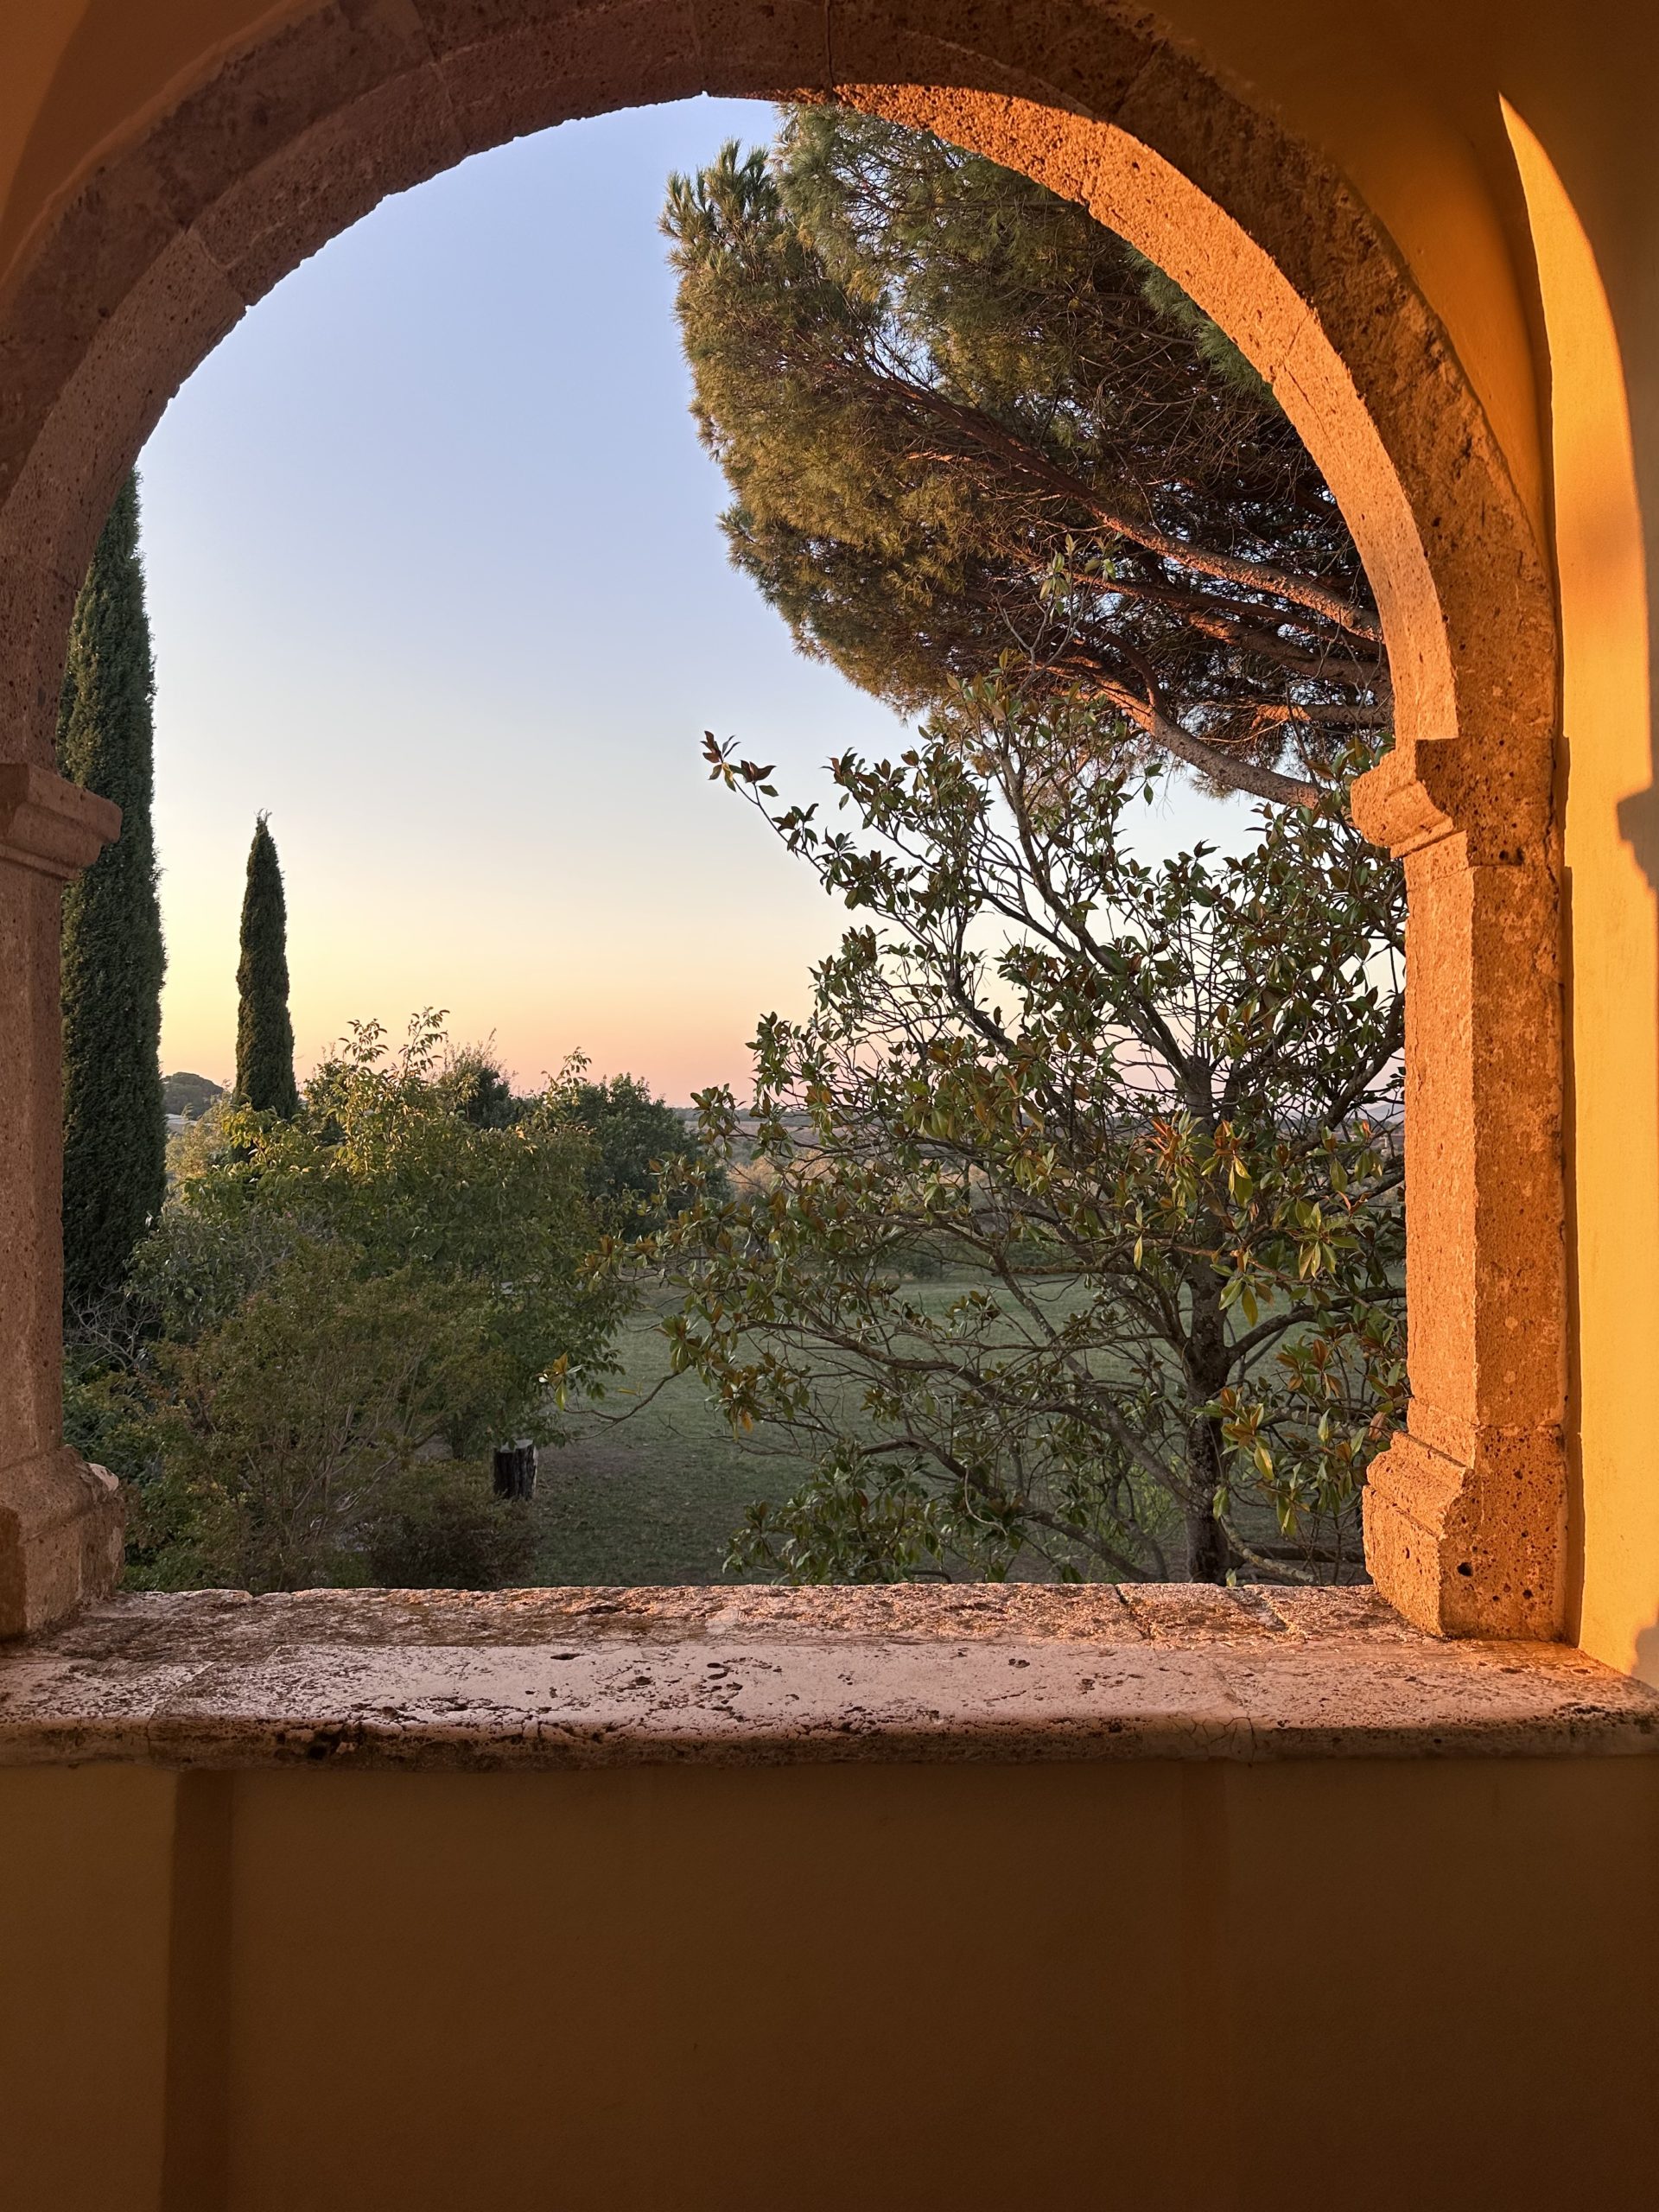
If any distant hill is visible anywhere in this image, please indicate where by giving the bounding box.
[162,1071,226,1122]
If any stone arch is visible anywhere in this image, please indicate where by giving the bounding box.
[0,0,1565,1637]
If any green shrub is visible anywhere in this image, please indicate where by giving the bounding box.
[135,1243,521,1591]
[99,1014,626,1592]
[365,1464,537,1590]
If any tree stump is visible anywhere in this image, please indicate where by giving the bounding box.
[492,1441,537,1501]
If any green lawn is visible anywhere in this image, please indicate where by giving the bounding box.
[529,1273,1102,1586]
[528,1271,1355,1587]
[530,1291,810,1584]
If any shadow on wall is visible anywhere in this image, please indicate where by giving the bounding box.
[1505,102,1659,1678]
[1618,766,1659,1688]
[1618,791,1659,876]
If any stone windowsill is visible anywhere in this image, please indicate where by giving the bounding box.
[1,1584,1656,1770]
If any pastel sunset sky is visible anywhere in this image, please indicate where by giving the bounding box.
[138,96,1241,1102]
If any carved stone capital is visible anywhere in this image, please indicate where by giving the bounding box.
[1351,742,1459,855]
[0,764,121,882]
[1351,740,1551,866]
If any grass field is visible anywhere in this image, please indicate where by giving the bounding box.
[529,1290,810,1584]
[528,1274,1110,1586]
[525,1268,1369,1588]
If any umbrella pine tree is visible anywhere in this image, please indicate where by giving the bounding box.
[664,108,1389,805]
[235,816,299,1116]
[58,471,167,1311]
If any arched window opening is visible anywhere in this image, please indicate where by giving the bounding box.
[0,11,1562,1640]
[49,99,1400,1599]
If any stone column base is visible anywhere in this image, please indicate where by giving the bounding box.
[1363,1425,1566,1638]
[0,1450,124,1638]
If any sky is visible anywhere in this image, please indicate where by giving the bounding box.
[138,97,1243,1103]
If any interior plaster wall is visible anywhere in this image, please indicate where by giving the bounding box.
[1503,106,1659,1680]
[3,1754,1656,2212]
[1,3,1656,1661]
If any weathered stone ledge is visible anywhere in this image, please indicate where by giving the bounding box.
[1,1584,1654,1771]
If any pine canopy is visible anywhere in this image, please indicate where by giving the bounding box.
[235,816,299,1118]
[59,472,167,1311]
[664,108,1389,805]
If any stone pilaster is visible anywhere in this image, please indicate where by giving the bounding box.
[0,765,124,1637]
[1352,745,1567,1637]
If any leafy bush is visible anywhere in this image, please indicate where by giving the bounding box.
[549,1062,725,1232]
[131,1244,521,1590]
[102,1014,623,1592]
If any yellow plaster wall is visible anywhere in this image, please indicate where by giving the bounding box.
[3,1758,1656,2211]
[1505,108,1659,1679]
[0,1767,177,2208]
[3,3,1659,1662]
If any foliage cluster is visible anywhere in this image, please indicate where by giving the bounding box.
[664,107,1388,810]
[431,1052,722,1229]
[73,1016,626,1592]
[551,1065,722,1231]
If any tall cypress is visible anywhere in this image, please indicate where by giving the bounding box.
[235,816,299,1116]
[58,472,168,1313]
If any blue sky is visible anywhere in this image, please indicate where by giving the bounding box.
[138,96,1242,1101]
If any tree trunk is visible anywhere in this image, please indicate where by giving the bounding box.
[1184,1491,1230,1582]
[1183,1266,1232,1583]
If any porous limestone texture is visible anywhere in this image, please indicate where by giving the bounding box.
[3,1584,1654,1772]
[0,766,124,1636]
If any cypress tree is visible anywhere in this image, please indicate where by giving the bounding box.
[58,471,168,1313]
[235,816,299,1116]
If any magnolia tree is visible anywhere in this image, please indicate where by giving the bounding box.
[640,694,1404,1584]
